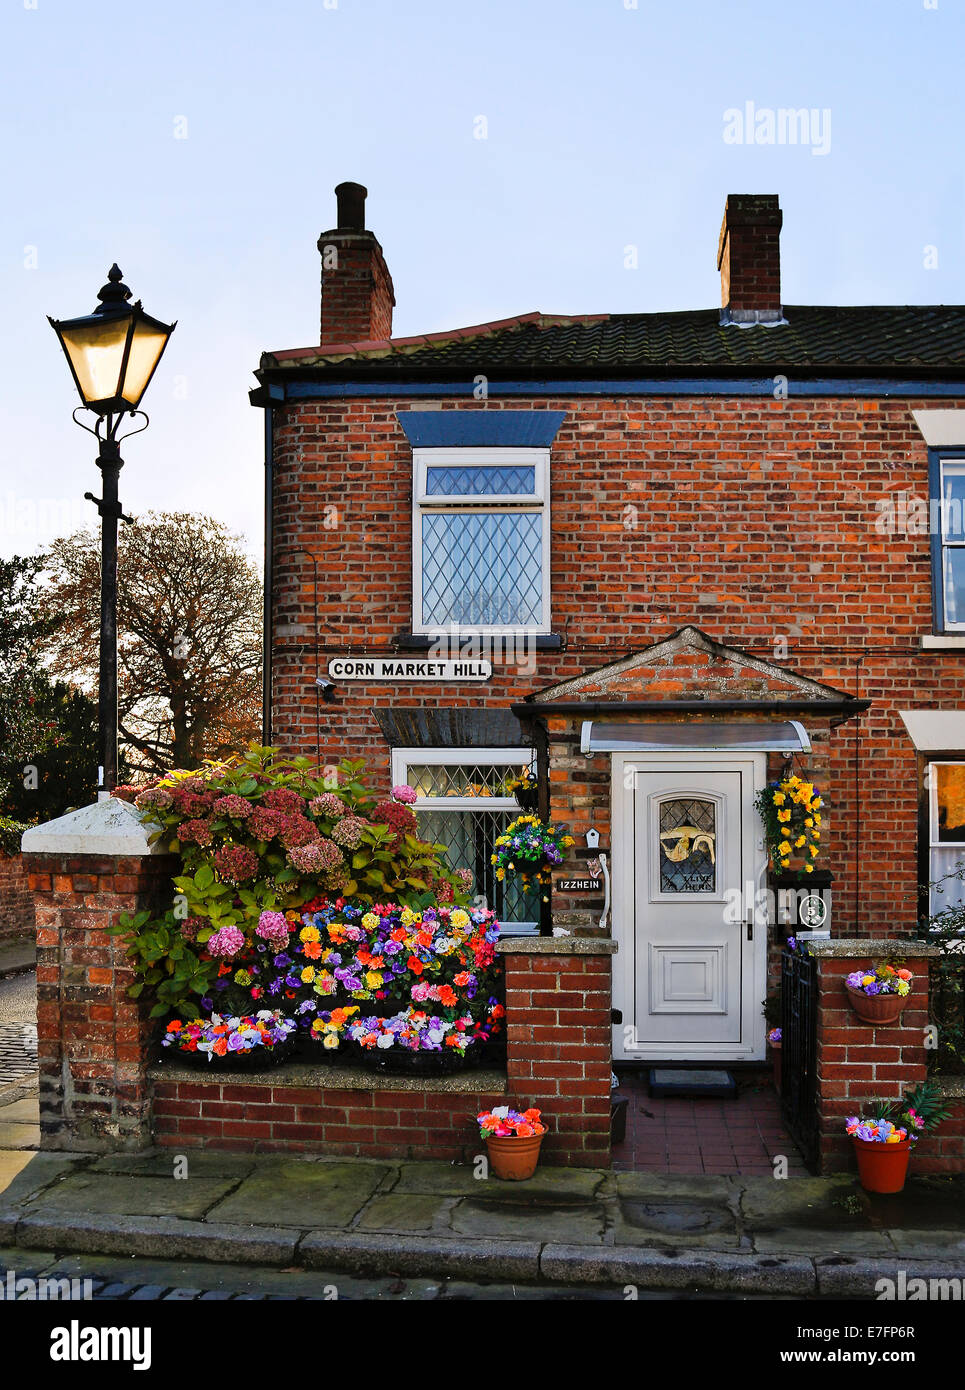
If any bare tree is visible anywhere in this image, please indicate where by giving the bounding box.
[42,511,262,775]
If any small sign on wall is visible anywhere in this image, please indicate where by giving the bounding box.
[327,657,492,682]
[558,878,602,892]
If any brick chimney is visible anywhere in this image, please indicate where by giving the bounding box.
[317,182,395,345]
[717,194,783,324]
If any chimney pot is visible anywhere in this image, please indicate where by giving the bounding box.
[318,182,395,345]
[335,181,367,231]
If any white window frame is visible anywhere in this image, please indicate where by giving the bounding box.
[938,457,965,632]
[392,746,539,934]
[411,447,551,636]
[927,759,965,922]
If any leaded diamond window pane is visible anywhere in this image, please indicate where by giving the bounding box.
[418,807,540,930]
[658,798,717,894]
[422,512,543,626]
[407,762,528,798]
[425,465,536,497]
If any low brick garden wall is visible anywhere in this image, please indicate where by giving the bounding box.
[23,803,617,1166]
[0,851,33,945]
[151,1065,509,1159]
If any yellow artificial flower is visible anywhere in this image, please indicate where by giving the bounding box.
[301,965,316,984]
[361,912,379,931]
[809,845,819,858]
[804,818,813,827]
[781,827,791,837]
[450,909,470,930]
[365,971,383,988]
[323,1033,339,1050]
[804,863,813,873]
[794,836,806,848]
[300,924,321,943]
[777,809,791,823]
[773,792,786,806]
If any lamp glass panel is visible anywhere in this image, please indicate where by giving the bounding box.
[121,320,170,407]
[58,317,129,404]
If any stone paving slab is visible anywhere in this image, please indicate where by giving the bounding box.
[739,1175,862,1227]
[354,1193,455,1234]
[89,1152,258,1180]
[0,1151,88,1205]
[751,1226,895,1256]
[0,1098,39,1125]
[450,1196,606,1245]
[208,1159,390,1229]
[390,1160,606,1201]
[0,1121,40,1150]
[613,1172,739,1201]
[21,1171,241,1221]
[887,1229,965,1256]
[612,1196,746,1250]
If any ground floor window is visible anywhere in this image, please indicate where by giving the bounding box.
[391,746,540,933]
[928,761,965,917]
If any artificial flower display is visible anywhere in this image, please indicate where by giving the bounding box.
[755,773,823,875]
[490,815,575,888]
[844,962,913,997]
[477,1106,547,1138]
[161,1010,296,1061]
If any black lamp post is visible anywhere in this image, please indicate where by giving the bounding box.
[48,265,175,793]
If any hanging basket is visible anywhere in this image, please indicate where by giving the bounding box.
[484,1130,545,1181]
[845,985,908,1025]
[514,786,540,813]
[852,1136,913,1194]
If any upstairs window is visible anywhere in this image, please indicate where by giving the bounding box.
[412,447,550,634]
[932,452,965,631]
[927,760,965,916]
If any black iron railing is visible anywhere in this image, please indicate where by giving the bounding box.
[781,947,820,1173]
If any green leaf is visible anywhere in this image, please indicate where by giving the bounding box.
[194,865,214,891]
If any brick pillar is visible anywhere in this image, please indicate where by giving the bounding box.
[497,937,616,1169]
[22,798,177,1152]
[810,939,940,1173]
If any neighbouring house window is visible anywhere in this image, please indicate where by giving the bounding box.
[932,454,965,631]
[928,761,965,916]
[392,747,541,933]
[412,448,550,633]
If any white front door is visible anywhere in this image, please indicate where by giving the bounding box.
[612,754,767,1062]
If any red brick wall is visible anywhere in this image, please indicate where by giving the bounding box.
[815,950,931,1173]
[152,1078,507,1160]
[0,852,32,944]
[269,392,965,939]
[501,945,613,1167]
[26,850,178,1151]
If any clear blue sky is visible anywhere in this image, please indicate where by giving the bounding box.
[1,0,962,560]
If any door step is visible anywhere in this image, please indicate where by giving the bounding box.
[648,1068,737,1098]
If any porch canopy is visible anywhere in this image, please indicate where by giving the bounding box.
[579,719,811,755]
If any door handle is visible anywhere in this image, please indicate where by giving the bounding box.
[746,909,754,942]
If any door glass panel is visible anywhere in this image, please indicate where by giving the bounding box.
[658,797,717,893]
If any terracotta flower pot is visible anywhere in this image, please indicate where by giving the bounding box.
[852,1136,913,1194]
[845,985,908,1025]
[484,1131,545,1181]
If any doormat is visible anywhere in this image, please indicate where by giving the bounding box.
[648,1068,737,1098]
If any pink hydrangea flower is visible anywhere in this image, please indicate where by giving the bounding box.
[391,784,418,804]
[309,793,346,820]
[212,795,253,819]
[287,838,343,874]
[207,925,246,958]
[256,911,290,947]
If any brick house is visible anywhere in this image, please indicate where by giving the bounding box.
[249,183,965,1071]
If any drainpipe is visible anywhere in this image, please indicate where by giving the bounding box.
[262,406,274,744]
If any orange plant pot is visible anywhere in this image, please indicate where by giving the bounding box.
[484,1131,545,1181]
[845,985,908,1026]
[852,1136,913,1194]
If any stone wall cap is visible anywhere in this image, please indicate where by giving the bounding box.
[936,1076,965,1100]
[805,937,943,958]
[149,1061,509,1093]
[21,797,165,858]
[496,935,618,955]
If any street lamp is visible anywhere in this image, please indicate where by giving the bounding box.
[48,265,175,793]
